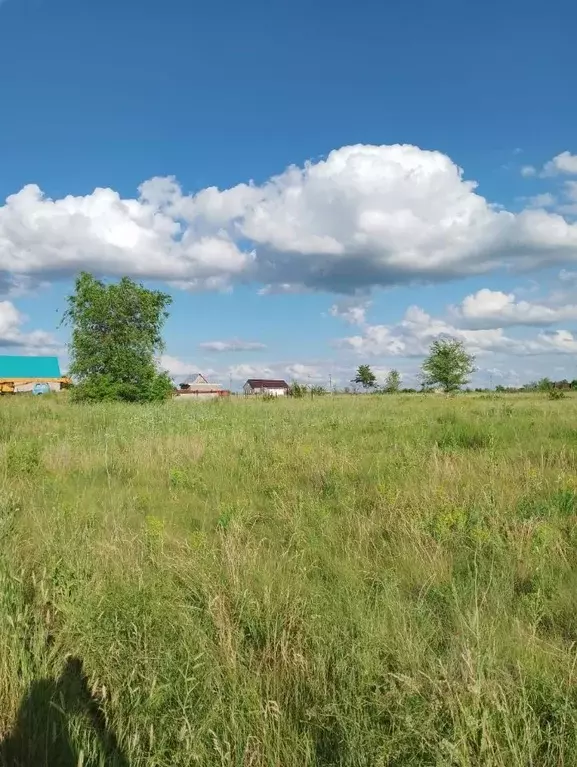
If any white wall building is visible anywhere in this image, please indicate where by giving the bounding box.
[243,379,289,396]
[174,373,229,401]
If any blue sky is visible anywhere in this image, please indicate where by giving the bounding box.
[1,0,576,388]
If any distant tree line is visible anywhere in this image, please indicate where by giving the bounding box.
[62,273,572,403]
[348,338,476,394]
[488,379,576,397]
[342,370,577,396]
[342,343,577,397]
[288,382,328,397]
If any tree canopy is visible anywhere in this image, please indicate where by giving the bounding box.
[353,364,377,390]
[384,369,401,393]
[63,272,174,402]
[421,337,475,393]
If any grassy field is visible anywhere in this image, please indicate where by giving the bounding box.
[1,393,577,765]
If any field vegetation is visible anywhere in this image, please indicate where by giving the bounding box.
[1,393,577,765]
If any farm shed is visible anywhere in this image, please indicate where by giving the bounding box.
[0,355,70,393]
[243,379,289,396]
[174,373,229,400]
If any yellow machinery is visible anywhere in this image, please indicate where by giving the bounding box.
[0,377,72,394]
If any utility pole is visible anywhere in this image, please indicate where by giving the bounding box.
[329,373,332,394]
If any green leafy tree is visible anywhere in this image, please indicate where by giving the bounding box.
[384,369,401,393]
[63,272,174,403]
[421,337,475,393]
[288,381,307,398]
[353,364,377,390]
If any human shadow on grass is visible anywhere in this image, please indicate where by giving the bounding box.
[0,656,129,767]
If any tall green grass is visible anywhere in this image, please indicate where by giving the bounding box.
[1,393,577,765]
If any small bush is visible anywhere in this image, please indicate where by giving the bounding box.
[548,388,566,400]
[288,381,308,398]
[168,467,197,490]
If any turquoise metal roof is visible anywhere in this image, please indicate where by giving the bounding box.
[0,355,61,379]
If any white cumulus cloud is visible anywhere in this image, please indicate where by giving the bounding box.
[284,363,325,381]
[227,363,276,380]
[159,355,210,378]
[328,298,371,325]
[0,300,60,351]
[338,304,577,359]
[452,288,577,328]
[3,144,577,295]
[565,181,577,202]
[542,152,577,177]
[526,193,557,209]
[0,184,252,293]
[199,339,267,352]
[556,181,577,216]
